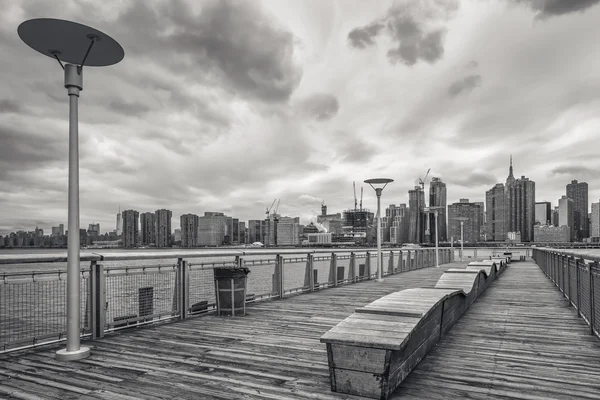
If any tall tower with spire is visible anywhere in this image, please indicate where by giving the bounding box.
[506,155,515,186]
[116,205,122,236]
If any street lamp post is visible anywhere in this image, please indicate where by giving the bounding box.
[365,178,394,282]
[455,217,468,262]
[18,18,124,361]
[424,206,443,267]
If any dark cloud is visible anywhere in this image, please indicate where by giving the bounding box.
[447,171,498,188]
[448,74,482,97]
[298,93,339,121]
[335,137,378,163]
[0,99,20,114]
[348,22,385,49]
[550,165,597,179]
[112,0,303,103]
[514,0,600,19]
[107,99,151,116]
[0,125,65,180]
[466,60,478,69]
[348,1,458,66]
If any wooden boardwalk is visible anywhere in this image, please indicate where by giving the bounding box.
[1,260,599,399]
[393,260,600,400]
[0,264,448,400]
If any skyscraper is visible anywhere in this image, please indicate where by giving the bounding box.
[591,201,600,242]
[155,209,172,248]
[140,212,155,245]
[473,201,485,241]
[500,156,535,242]
[180,214,199,248]
[248,220,264,244]
[276,217,300,245]
[535,202,552,226]
[448,200,482,243]
[485,183,506,242]
[408,186,425,244]
[558,195,575,242]
[198,212,227,246]
[121,210,139,248]
[116,206,122,236]
[429,177,447,242]
[566,180,589,240]
[87,223,100,244]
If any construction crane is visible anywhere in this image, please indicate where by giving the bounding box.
[418,168,431,191]
[266,199,276,217]
[360,186,363,211]
[353,181,357,210]
[274,199,280,215]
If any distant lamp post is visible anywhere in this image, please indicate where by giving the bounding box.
[455,217,469,261]
[364,178,394,282]
[18,18,124,361]
[424,206,444,267]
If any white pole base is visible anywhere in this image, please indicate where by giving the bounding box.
[56,346,91,361]
[376,278,384,283]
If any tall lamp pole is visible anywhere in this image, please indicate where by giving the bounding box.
[455,217,468,262]
[18,18,124,361]
[424,206,443,267]
[365,178,394,282]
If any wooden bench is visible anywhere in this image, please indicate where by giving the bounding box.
[320,261,506,399]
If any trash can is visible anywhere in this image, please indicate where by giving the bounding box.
[214,267,250,316]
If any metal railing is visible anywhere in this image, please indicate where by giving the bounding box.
[0,247,455,354]
[450,246,533,260]
[532,248,600,338]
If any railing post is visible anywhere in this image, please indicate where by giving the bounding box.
[576,257,582,317]
[590,261,596,335]
[388,251,394,275]
[304,254,315,291]
[349,252,356,283]
[366,251,371,279]
[178,257,189,320]
[474,248,478,258]
[399,250,404,272]
[329,253,338,286]
[278,254,284,299]
[90,260,105,340]
[553,253,557,284]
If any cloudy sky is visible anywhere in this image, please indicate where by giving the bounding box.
[1,0,600,235]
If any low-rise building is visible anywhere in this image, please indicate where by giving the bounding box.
[534,225,570,243]
[306,232,333,245]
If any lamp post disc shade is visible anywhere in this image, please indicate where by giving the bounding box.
[18,18,124,66]
[364,178,394,185]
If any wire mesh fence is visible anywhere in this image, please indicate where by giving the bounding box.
[104,264,179,331]
[1,248,458,353]
[0,268,89,352]
[282,256,308,294]
[533,249,600,338]
[244,258,277,300]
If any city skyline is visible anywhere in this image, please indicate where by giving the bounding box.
[2,1,600,234]
[0,159,598,236]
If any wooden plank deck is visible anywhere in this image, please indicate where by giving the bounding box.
[393,260,600,400]
[0,264,450,400]
[2,260,598,400]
